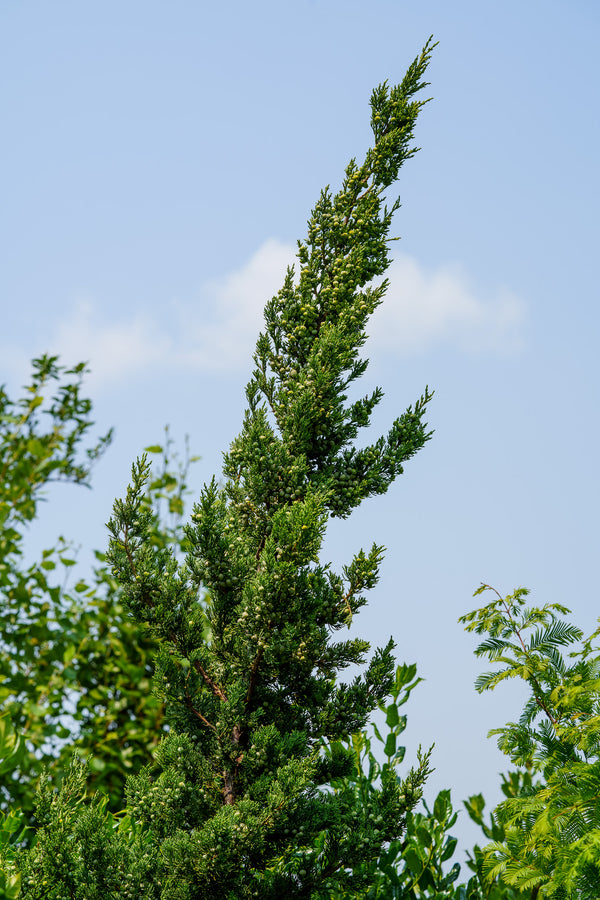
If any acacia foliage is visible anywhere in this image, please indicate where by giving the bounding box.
[17,40,437,899]
[460,585,600,899]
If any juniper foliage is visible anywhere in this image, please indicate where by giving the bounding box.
[18,39,436,899]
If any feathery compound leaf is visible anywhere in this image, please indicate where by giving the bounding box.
[462,586,600,899]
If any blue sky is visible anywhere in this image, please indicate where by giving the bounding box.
[2,0,599,856]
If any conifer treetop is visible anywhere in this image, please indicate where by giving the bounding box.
[246,37,436,518]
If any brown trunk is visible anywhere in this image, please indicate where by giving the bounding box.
[223,770,236,805]
[223,724,244,805]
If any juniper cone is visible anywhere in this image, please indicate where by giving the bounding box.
[18,39,436,899]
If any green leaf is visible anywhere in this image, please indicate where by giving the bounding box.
[404,847,422,874]
[441,835,457,862]
[385,703,400,727]
[416,824,432,849]
[372,722,383,743]
[433,789,449,822]
[383,733,397,757]
[168,497,184,515]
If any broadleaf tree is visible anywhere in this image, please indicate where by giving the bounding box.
[0,361,194,830]
[16,38,438,898]
[0,356,115,818]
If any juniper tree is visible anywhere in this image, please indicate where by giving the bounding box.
[18,39,437,899]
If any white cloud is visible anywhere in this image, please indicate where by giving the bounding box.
[46,239,294,387]
[176,238,295,372]
[13,241,524,389]
[368,255,524,355]
[53,299,172,384]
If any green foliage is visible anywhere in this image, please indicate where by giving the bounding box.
[0,357,194,828]
[311,587,597,900]
[462,770,540,900]
[0,355,112,818]
[17,40,437,898]
[0,718,31,899]
[0,808,27,900]
[319,663,449,900]
[312,662,529,900]
[0,355,112,513]
[318,662,498,900]
[460,585,600,899]
[396,790,463,900]
[13,754,162,899]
